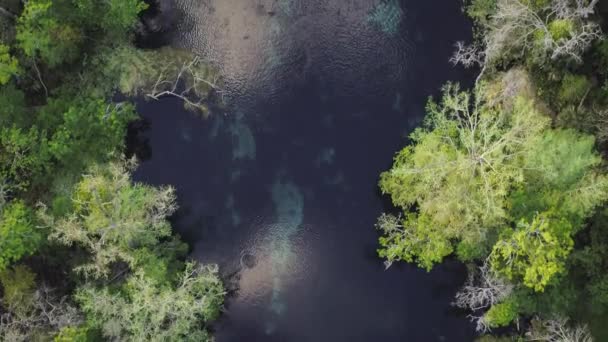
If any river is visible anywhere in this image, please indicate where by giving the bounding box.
[130,0,477,340]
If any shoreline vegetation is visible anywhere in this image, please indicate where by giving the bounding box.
[377,0,608,340]
[0,0,224,340]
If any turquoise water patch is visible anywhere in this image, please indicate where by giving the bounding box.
[224,194,242,226]
[324,171,345,187]
[315,147,336,167]
[277,0,297,17]
[229,112,256,161]
[208,115,225,141]
[230,169,242,183]
[367,0,403,35]
[266,178,304,330]
[392,92,402,112]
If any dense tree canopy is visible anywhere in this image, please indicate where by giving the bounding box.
[379,0,608,339]
[0,0,225,340]
[77,264,224,342]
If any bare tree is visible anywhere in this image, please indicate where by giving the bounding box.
[526,317,593,342]
[146,55,223,116]
[454,261,513,311]
[452,0,602,82]
[375,213,409,270]
[0,285,83,341]
[453,261,514,333]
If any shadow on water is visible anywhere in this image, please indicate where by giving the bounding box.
[130,0,477,341]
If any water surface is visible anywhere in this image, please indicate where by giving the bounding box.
[132,1,477,340]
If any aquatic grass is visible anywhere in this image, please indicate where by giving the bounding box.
[265,179,304,331]
[277,0,297,17]
[229,112,256,161]
[315,147,336,167]
[367,0,403,35]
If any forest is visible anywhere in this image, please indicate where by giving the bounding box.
[377,0,608,340]
[0,0,224,340]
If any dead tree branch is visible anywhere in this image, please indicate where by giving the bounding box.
[145,56,223,115]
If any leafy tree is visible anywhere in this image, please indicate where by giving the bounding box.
[453,0,602,78]
[0,44,19,84]
[510,128,608,225]
[377,84,549,269]
[16,0,82,68]
[378,80,608,336]
[41,99,136,174]
[15,0,147,69]
[42,160,177,279]
[0,126,49,192]
[0,265,36,315]
[0,201,43,271]
[482,298,518,330]
[76,263,225,342]
[0,84,27,127]
[0,1,227,340]
[53,326,90,342]
[490,213,573,292]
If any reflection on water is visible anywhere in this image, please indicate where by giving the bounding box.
[133,0,477,340]
[268,179,304,332]
[173,0,411,107]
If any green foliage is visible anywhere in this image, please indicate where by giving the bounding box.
[0,97,134,195]
[76,263,225,342]
[378,84,549,269]
[484,299,519,328]
[548,19,574,40]
[377,213,454,270]
[15,0,147,68]
[490,213,573,292]
[558,74,590,108]
[466,0,497,25]
[53,326,89,342]
[572,209,608,314]
[42,99,136,173]
[0,202,43,270]
[0,84,27,127]
[16,0,82,67]
[0,265,36,314]
[0,44,19,85]
[510,129,608,225]
[0,0,226,340]
[0,126,49,192]
[379,81,608,336]
[44,161,177,278]
[99,0,148,41]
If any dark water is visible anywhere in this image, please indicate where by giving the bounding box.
[131,0,477,340]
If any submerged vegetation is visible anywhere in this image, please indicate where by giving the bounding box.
[0,0,224,340]
[378,0,608,339]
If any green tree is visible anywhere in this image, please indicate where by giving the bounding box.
[0,126,49,192]
[0,264,36,314]
[377,84,549,269]
[76,263,225,342]
[0,44,19,84]
[0,201,43,271]
[43,160,177,278]
[16,0,82,68]
[490,213,573,292]
[53,326,89,342]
